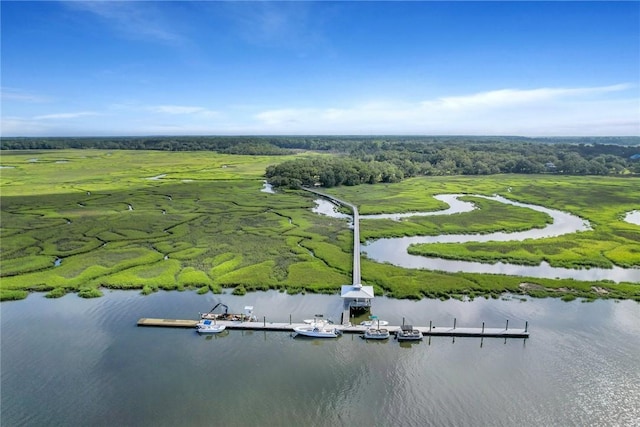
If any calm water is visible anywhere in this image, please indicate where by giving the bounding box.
[2,290,639,427]
[314,196,640,283]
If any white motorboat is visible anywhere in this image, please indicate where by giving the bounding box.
[292,324,342,338]
[303,318,333,325]
[395,325,423,341]
[195,319,227,334]
[359,319,389,327]
[362,328,390,340]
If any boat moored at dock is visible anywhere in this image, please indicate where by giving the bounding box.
[362,328,390,340]
[292,317,343,338]
[200,303,257,322]
[395,325,423,341]
[195,319,226,334]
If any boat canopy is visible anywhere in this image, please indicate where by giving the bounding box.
[340,284,374,299]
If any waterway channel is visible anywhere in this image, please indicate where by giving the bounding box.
[1,290,638,426]
[313,195,640,283]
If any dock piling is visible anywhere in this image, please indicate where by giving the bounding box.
[506,319,509,330]
[454,317,457,329]
[482,322,485,333]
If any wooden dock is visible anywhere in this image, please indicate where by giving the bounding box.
[137,318,529,338]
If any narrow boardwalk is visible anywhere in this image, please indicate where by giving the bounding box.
[137,318,530,338]
[303,187,361,285]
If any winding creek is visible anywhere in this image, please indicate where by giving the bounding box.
[312,194,640,283]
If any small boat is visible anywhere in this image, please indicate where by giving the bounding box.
[303,318,333,325]
[195,319,226,334]
[200,303,257,322]
[293,318,342,338]
[359,319,389,327]
[395,325,423,341]
[362,328,390,340]
[293,325,342,338]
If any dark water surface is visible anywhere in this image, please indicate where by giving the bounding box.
[2,291,639,426]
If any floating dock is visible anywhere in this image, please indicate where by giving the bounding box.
[137,318,529,338]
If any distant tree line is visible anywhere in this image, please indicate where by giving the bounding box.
[2,135,639,187]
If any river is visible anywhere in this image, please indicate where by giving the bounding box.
[313,195,640,283]
[1,290,638,426]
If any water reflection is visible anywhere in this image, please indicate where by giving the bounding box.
[1,291,638,427]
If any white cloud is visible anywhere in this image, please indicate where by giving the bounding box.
[252,84,639,136]
[67,1,185,44]
[147,105,219,118]
[221,1,328,53]
[3,84,637,137]
[425,84,634,111]
[33,112,100,120]
[1,87,51,103]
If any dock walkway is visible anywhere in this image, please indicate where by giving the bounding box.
[137,318,529,338]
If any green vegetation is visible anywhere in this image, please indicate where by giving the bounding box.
[1,150,638,302]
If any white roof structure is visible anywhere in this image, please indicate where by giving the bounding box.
[340,283,374,299]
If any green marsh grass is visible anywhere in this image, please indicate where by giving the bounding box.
[1,151,638,301]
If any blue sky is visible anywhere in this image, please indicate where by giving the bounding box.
[2,1,639,137]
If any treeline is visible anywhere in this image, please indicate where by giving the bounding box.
[266,156,405,188]
[0,136,295,155]
[2,136,639,187]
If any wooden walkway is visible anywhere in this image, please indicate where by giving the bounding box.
[137,318,529,338]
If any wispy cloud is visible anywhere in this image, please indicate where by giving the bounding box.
[147,105,219,118]
[1,87,51,103]
[426,84,634,111]
[33,112,100,120]
[221,2,329,52]
[67,1,185,44]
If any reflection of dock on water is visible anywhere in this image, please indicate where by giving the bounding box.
[137,317,529,338]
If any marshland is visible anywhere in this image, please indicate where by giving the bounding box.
[1,147,638,302]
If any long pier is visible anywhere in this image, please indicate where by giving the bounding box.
[138,189,530,340]
[303,187,361,286]
[137,318,529,338]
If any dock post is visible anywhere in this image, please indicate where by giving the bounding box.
[264,316,266,327]
[506,319,509,330]
[482,322,485,334]
[402,317,405,326]
[429,320,432,331]
[289,314,292,325]
[525,321,528,332]
[454,318,456,329]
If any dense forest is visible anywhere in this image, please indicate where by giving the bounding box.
[2,135,639,188]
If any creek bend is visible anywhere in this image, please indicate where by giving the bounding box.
[313,194,640,283]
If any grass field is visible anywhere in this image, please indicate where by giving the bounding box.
[1,150,638,301]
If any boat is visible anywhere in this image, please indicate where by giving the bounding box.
[200,303,257,322]
[362,328,390,340]
[359,319,389,327]
[395,325,423,341]
[195,319,226,334]
[293,317,342,338]
[303,315,333,325]
[360,315,390,340]
[293,325,342,338]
